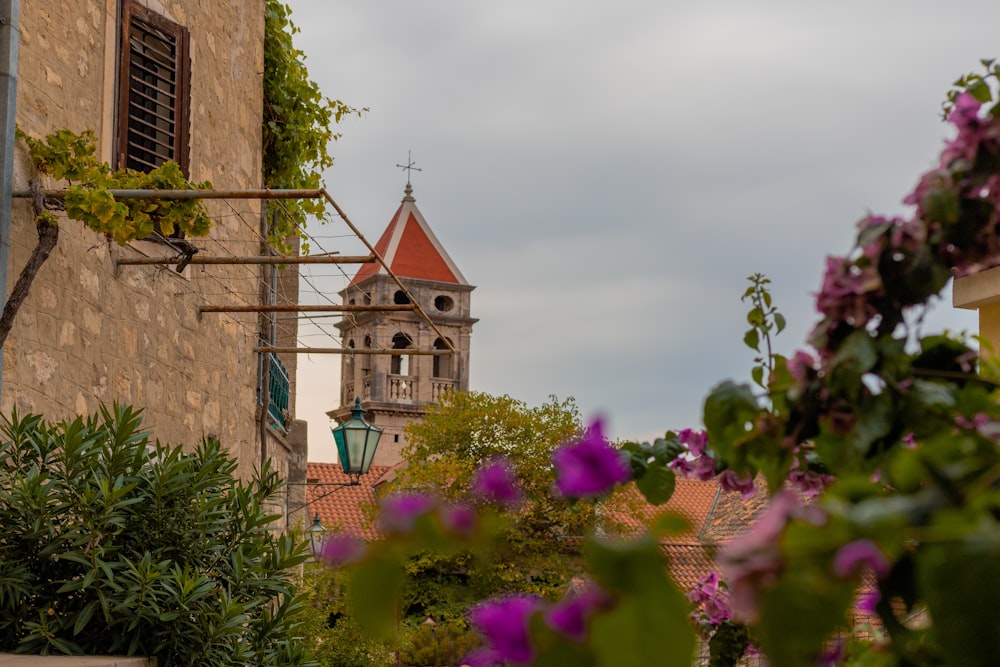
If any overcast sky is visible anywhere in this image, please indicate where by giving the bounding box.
[288,0,996,462]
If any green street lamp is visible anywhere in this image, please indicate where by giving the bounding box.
[332,397,383,481]
[308,512,327,558]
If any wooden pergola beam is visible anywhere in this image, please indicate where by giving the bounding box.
[116,254,374,266]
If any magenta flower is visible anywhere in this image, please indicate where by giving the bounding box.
[318,533,367,566]
[677,428,709,457]
[787,349,817,383]
[686,572,733,626]
[441,502,478,537]
[472,459,524,508]
[544,585,614,642]
[718,469,756,499]
[787,469,834,499]
[552,418,630,498]
[469,594,542,664]
[832,539,890,579]
[377,493,438,534]
[856,588,881,615]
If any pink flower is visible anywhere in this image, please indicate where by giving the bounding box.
[472,459,524,508]
[787,350,817,383]
[441,502,478,537]
[718,469,756,499]
[377,493,438,534]
[544,585,614,642]
[787,469,834,499]
[949,91,983,128]
[677,428,709,457]
[686,572,733,626]
[469,595,542,664]
[856,589,881,615]
[833,540,890,579]
[815,255,882,327]
[669,453,717,482]
[318,534,367,566]
[552,418,630,498]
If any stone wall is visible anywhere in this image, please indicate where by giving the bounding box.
[6,0,300,482]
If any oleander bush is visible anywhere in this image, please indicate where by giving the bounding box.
[0,405,312,667]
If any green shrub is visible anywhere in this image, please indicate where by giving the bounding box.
[296,564,394,667]
[0,405,312,667]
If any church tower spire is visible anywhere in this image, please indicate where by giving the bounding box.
[331,183,477,466]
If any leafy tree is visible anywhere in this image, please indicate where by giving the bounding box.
[385,392,599,616]
[0,405,312,667]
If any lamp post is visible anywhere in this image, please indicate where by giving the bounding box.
[285,398,383,527]
[307,512,326,558]
[332,397,383,482]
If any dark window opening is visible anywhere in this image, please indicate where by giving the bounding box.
[393,290,410,305]
[391,332,412,375]
[435,295,454,312]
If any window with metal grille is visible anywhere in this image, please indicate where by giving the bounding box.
[117,0,190,174]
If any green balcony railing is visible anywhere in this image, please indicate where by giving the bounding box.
[266,353,289,432]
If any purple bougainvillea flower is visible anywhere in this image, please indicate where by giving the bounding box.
[469,594,542,664]
[441,502,478,537]
[677,428,709,457]
[787,349,817,382]
[377,493,438,534]
[718,469,756,499]
[472,459,524,508]
[318,533,367,566]
[461,648,503,667]
[833,539,890,579]
[552,418,630,498]
[856,589,881,615]
[544,585,614,642]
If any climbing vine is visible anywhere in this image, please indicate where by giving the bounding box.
[262,0,365,253]
[17,128,212,244]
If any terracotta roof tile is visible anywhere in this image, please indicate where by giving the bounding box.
[661,543,718,592]
[306,462,390,540]
[605,478,720,540]
[351,190,468,286]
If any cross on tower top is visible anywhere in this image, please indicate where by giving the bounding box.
[396,151,423,188]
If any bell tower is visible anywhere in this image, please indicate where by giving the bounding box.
[330,183,476,466]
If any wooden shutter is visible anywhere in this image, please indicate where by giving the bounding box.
[117,0,190,174]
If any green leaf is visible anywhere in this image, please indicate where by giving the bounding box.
[743,328,760,352]
[648,511,691,538]
[918,534,1000,667]
[757,559,855,666]
[585,537,694,667]
[348,552,405,640]
[635,464,676,506]
[968,77,993,103]
[704,381,759,466]
[773,312,786,334]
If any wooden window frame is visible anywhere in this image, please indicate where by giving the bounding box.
[117,0,191,175]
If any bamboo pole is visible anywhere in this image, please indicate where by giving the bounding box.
[320,189,458,354]
[116,254,374,266]
[200,304,416,314]
[255,347,448,355]
[11,187,325,200]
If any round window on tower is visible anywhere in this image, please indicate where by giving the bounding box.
[434,295,454,312]
[394,290,411,305]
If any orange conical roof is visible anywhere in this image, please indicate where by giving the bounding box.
[351,184,469,286]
